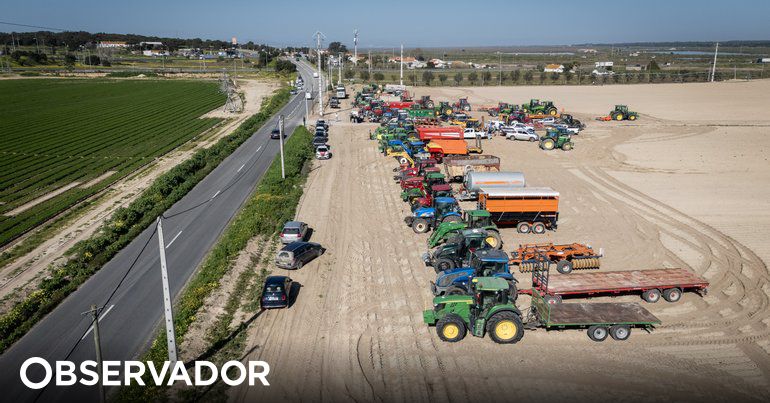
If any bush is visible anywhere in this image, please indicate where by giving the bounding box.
[274,59,296,73]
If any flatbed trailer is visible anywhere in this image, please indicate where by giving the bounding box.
[526,266,709,304]
[528,289,661,342]
[443,155,500,182]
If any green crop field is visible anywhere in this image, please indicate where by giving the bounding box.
[0,78,225,246]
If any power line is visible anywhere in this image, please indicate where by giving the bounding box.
[0,20,67,32]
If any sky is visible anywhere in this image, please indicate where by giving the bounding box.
[2,0,769,48]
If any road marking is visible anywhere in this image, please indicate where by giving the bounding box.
[166,230,183,248]
[212,190,221,199]
[237,163,245,172]
[256,145,262,153]
[81,304,115,340]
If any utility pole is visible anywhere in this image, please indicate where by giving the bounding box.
[278,115,285,179]
[400,44,404,86]
[314,31,325,116]
[497,51,502,85]
[156,218,178,364]
[368,49,372,78]
[304,93,309,127]
[338,52,342,85]
[710,42,719,82]
[82,305,105,403]
[353,29,358,65]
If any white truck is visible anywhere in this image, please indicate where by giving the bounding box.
[335,85,347,99]
[463,128,491,140]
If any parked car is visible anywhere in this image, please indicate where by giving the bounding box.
[550,123,581,134]
[315,127,328,137]
[315,145,332,159]
[537,117,556,125]
[290,88,298,95]
[315,120,328,131]
[279,221,308,244]
[270,128,286,139]
[261,276,293,309]
[312,136,328,148]
[329,97,340,108]
[504,127,539,141]
[462,128,491,140]
[275,242,324,269]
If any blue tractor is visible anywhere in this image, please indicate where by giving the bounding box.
[405,197,462,233]
[430,249,517,301]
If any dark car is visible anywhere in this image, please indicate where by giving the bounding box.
[261,275,293,308]
[314,126,328,136]
[270,128,286,139]
[275,242,324,269]
[312,136,328,148]
[315,120,328,131]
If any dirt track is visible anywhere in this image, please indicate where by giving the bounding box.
[230,81,770,402]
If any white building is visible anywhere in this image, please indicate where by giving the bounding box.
[595,61,614,68]
[143,49,170,57]
[592,68,615,76]
[98,41,129,48]
[544,64,565,73]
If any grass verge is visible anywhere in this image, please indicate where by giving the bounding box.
[0,87,291,353]
[116,125,313,401]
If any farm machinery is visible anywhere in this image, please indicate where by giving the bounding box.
[424,228,499,272]
[481,102,519,117]
[596,105,639,121]
[521,99,558,116]
[431,249,516,298]
[409,183,454,209]
[539,127,573,151]
[510,243,603,274]
[393,158,438,181]
[404,197,462,233]
[427,209,502,249]
[423,277,524,344]
[452,97,472,112]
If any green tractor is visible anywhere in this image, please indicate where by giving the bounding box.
[521,99,558,116]
[423,277,525,344]
[428,210,502,249]
[436,101,454,118]
[610,105,638,121]
[539,127,573,151]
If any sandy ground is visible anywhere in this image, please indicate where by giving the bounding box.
[227,80,770,402]
[0,79,277,311]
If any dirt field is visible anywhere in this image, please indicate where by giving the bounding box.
[230,80,770,402]
[0,78,276,311]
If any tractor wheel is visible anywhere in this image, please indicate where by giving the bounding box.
[486,311,524,344]
[434,258,456,273]
[609,325,631,341]
[426,100,434,109]
[587,325,609,342]
[490,110,498,117]
[531,222,546,234]
[615,113,624,121]
[541,138,555,150]
[399,156,409,165]
[548,108,557,116]
[562,142,573,151]
[436,314,466,343]
[412,218,430,234]
[628,114,637,121]
[516,222,531,234]
[463,105,471,111]
[442,215,462,224]
[508,281,519,303]
[445,286,466,296]
[556,260,574,274]
[642,288,661,303]
[662,287,682,303]
[485,231,503,250]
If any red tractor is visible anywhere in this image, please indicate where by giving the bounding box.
[410,183,453,209]
[452,97,472,112]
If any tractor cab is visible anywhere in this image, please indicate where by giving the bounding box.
[540,128,573,151]
[469,249,510,278]
[471,277,514,312]
[401,176,425,190]
[464,209,493,229]
[424,172,446,187]
[434,197,460,216]
[430,183,453,198]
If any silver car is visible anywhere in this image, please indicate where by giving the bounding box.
[279,221,308,244]
[504,127,538,142]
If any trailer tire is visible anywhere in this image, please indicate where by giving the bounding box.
[412,218,430,234]
[587,325,609,342]
[437,315,466,343]
[609,325,631,341]
[516,222,531,234]
[487,311,524,344]
[663,287,682,303]
[531,222,546,234]
[445,286,466,296]
[642,288,661,303]
[556,260,574,274]
[434,258,456,272]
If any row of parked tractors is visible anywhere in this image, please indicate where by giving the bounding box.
[362,93,705,345]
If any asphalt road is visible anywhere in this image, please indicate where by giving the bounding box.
[0,59,321,402]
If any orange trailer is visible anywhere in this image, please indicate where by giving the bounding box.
[477,186,559,234]
[427,139,469,156]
